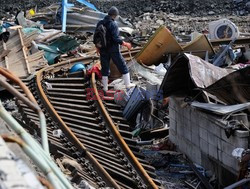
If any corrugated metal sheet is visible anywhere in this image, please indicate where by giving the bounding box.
[32,5,133,34]
[161,53,232,97]
[204,66,250,104]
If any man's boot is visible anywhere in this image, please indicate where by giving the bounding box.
[102,76,108,92]
[123,73,135,89]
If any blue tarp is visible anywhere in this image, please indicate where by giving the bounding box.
[76,0,98,11]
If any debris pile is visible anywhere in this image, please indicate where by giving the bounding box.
[233,0,250,15]
[0,26,47,78]
[92,0,237,17]
[134,13,250,38]
[141,142,215,189]
[0,0,250,189]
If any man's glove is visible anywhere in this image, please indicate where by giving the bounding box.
[122,41,132,50]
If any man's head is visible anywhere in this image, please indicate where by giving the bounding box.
[108,6,119,19]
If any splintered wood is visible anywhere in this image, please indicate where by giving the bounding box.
[0,26,47,78]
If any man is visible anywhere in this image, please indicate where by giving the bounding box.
[95,6,135,91]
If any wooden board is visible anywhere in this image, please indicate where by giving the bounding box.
[135,26,183,66]
[183,34,215,59]
[0,26,47,78]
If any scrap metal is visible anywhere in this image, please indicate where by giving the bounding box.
[204,66,250,104]
[161,53,232,98]
[31,4,133,35]
[185,157,213,189]
[212,37,237,67]
[0,67,49,153]
[12,50,162,188]
[211,37,250,46]
[190,101,250,115]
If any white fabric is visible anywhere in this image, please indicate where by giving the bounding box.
[123,73,135,88]
[102,76,108,91]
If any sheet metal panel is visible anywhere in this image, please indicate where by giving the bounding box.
[205,66,250,104]
[161,53,232,97]
[191,101,250,115]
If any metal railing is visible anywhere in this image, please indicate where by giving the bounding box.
[0,67,74,189]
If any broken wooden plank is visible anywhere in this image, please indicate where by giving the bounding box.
[17,27,31,74]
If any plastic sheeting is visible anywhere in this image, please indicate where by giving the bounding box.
[76,0,98,11]
[38,36,79,64]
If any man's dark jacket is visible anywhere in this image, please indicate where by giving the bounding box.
[96,15,123,53]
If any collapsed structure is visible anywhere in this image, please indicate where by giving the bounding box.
[0,0,250,189]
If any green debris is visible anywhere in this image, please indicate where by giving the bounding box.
[38,36,79,65]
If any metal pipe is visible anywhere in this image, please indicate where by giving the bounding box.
[62,0,68,33]
[224,178,250,189]
[0,101,72,189]
[186,156,213,189]
[136,140,154,145]
[0,78,38,111]
[0,78,49,153]
[149,98,164,128]
[2,135,60,189]
[0,68,37,103]
[39,111,49,153]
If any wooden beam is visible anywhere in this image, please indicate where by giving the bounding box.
[17,27,31,74]
[210,37,250,46]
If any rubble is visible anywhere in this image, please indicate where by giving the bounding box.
[132,13,250,39]
[91,0,237,17]
[0,0,250,189]
[90,0,250,38]
[141,138,214,189]
[30,4,133,36]
[0,26,47,78]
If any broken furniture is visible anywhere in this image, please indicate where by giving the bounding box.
[135,26,183,66]
[183,34,215,60]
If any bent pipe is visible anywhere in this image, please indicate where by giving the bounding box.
[0,73,49,154]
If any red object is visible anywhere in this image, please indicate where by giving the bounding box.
[122,41,132,50]
[87,65,102,79]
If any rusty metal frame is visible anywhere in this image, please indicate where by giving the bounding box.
[35,56,120,188]
[91,72,158,189]
[0,68,49,153]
